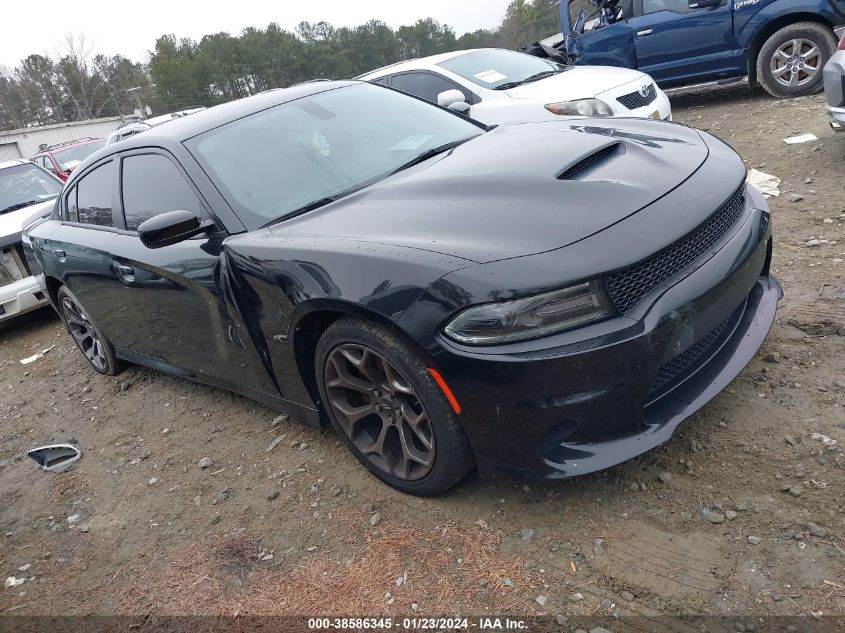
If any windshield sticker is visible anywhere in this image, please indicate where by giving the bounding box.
[473,70,508,84]
[389,135,436,151]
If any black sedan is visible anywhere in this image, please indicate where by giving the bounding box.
[24,81,781,495]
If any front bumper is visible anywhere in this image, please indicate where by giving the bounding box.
[433,200,778,480]
[0,274,49,322]
[598,79,673,121]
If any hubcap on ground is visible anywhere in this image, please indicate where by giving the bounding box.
[324,344,435,481]
[771,38,821,88]
[61,296,107,372]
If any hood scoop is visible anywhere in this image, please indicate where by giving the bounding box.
[557,142,624,180]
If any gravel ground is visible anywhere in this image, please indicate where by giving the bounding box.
[1,85,843,625]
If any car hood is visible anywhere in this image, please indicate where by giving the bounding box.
[504,66,649,100]
[0,199,55,243]
[273,119,710,264]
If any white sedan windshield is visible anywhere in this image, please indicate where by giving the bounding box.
[0,163,62,215]
[438,49,566,90]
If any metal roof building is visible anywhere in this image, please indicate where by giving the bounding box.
[0,117,123,161]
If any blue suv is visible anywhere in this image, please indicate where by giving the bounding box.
[526,0,845,97]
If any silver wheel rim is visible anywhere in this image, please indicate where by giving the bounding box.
[61,296,108,372]
[771,38,822,88]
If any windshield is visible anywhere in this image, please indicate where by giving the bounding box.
[0,163,62,214]
[438,49,566,90]
[188,83,484,228]
[53,140,106,170]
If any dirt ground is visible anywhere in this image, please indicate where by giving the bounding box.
[1,85,843,628]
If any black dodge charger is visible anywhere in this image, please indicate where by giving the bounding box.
[23,81,781,495]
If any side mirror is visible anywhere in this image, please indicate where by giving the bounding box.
[138,210,214,249]
[437,89,471,114]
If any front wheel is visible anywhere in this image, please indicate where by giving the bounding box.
[756,22,837,98]
[315,318,473,496]
[57,286,125,376]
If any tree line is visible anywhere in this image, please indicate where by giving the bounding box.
[0,0,560,132]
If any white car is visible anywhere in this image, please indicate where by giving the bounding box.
[0,160,62,323]
[358,48,671,125]
[107,108,207,145]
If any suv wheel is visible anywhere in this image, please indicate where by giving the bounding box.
[757,22,837,97]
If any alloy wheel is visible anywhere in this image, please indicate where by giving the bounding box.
[771,38,822,88]
[324,344,435,481]
[61,295,108,372]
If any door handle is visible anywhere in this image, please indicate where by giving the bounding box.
[54,249,66,258]
[116,264,135,283]
[637,28,654,36]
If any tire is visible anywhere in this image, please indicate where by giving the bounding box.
[315,318,473,496]
[756,22,837,98]
[57,285,125,376]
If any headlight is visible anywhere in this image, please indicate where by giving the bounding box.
[545,99,614,117]
[443,280,616,345]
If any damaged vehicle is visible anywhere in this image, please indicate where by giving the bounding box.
[526,0,845,98]
[24,81,780,495]
[359,48,672,123]
[1,160,61,323]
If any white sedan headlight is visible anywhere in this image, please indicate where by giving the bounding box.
[545,99,614,117]
[443,281,616,345]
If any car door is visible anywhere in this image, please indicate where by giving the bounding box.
[627,0,735,83]
[47,159,122,328]
[108,150,279,397]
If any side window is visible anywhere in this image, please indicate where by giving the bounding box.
[76,162,115,227]
[370,77,390,86]
[391,72,471,105]
[642,0,694,14]
[121,154,204,231]
[66,186,78,222]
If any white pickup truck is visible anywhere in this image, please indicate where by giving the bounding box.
[0,160,63,323]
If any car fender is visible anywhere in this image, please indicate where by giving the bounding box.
[736,0,841,52]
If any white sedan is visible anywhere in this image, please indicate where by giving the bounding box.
[358,48,672,125]
[0,160,60,322]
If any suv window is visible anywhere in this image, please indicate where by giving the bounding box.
[642,0,693,14]
[390,72,472,105]
[76,162,114,227]
[66,186,78,222]
[121,154,203,231]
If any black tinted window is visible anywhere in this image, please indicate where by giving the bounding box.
[642,0,693,13]
[391,72,468,104]
[121,154,203,231]
[76,162,114,227]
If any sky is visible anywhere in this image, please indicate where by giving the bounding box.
[0,0,515,68]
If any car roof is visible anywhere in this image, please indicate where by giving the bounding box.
[0,159,26,170]
[35,138,104,156]
[69,81,363,177]
[358,49,493,80]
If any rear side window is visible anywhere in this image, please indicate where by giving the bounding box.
[76,162,114,227]
[121,154,203,231]
[391,72,471,104]
[642,0,693,13]
[66,186,78,222]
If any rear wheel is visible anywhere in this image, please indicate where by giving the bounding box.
[757,22,837,97]
[57,286,125,376]
[315,318,473,496]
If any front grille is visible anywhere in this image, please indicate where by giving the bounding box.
[617,83,657,110]
[646,300,743,400]
[606,186,747,314]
